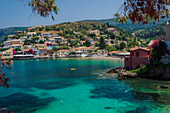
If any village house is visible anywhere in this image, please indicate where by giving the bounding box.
[48,38,56,43]
[108,51,122,56]
[17,31,23,35]
[107,28,118,35]
[7,35,15,38]
[11,44,23,49]
[89,30,100,35]
[57,50,70,58]
[11,39,22,45]
[53,37,63,43]
[51,42,59,48]
[73,47,96,53]
[124,47,150,69]
[1,48,13,59]
[41,32,52,38]
[38,37,46,42]
[20,36,28,42]
[38,47,48,56]
[3,41,12,49]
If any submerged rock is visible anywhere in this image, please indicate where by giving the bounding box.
[0,108,14,113]
[107,67,122,73]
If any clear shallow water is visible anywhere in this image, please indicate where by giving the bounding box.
[0,58,170,113]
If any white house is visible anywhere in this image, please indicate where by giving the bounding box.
[164,21,170,50]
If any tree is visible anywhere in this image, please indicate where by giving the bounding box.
[29,0,59,20]
[99,37,106,49]
[45,26,52,31]
[84,40,91,47]
[120,42,126,50]
[39,40,45,44]
[0,56,12,88]
[116,0,169,24]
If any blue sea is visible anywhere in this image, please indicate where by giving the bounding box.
[0,58,170,113]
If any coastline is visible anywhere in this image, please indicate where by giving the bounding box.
[9,56,124,61]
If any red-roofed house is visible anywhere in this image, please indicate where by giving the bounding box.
[124,47,151,69]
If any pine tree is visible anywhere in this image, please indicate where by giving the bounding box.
[99,37,106,49]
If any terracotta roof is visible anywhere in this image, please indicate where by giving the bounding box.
[109,51,122,54]
[11,44,22,46]
[58,50,70,52]
[49,38,55,40]
[79,47,96,50]
[107,28,117,30]
[130,47,150,51]
[22,49,29,51]
[11,39,21,42]
[8,35,15,38]
[38,47,47,50]
[39,37,45,39]
[51,42,58,45]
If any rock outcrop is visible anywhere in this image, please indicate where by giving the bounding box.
[107,67,122,73]
[107,65,170,80]
[118,72,137,79]
[107,67,137,79]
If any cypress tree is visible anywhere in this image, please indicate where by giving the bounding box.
[99,37,106,49]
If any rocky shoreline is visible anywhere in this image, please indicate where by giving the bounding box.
[107,67,137,79]
[107,66,170,80]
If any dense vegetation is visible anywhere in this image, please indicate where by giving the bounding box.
[135,22,168,39]
[87,18,169,32]
[0,27,27,40]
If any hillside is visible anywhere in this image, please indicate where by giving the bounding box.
[0,27,27,40]
[135,21,170,39]
[30,21,133,41]
[86,18,169,33]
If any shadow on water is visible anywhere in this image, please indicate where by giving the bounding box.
[0,93,56,113]
[10,79,77,91]
[89,75,170,112]
[122,78,170,106]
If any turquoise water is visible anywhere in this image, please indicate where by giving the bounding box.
[0,58,170,113]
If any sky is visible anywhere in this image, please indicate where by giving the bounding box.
[0,0,123,29]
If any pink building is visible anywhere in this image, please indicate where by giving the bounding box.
[124,47,150,69]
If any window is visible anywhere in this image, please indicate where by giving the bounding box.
[126,58,128,61]
[131,52,134,56]
[136,52,139,57]
[148,51,150,55]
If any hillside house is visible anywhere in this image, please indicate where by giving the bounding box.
[53,37,63,43]
[57,50,70,57]
[3,41,12,49]
[89,30,100,35]
[51,42,59,48]
[17,31,23,35]
[11,39,22,45]
[11,44,23,49]
[1,48,13,59]
[124,47,150,69]
[107,28,118,35]
[48,38,56,43]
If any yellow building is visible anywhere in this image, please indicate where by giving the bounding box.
[1,48,13,59]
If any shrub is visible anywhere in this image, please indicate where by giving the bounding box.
[150,39,168,65]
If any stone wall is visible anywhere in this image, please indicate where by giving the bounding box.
[160,54,170,64]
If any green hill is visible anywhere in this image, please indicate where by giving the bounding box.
[0,27,27,40]
[85,18,169,33]
[134,21,170,39]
